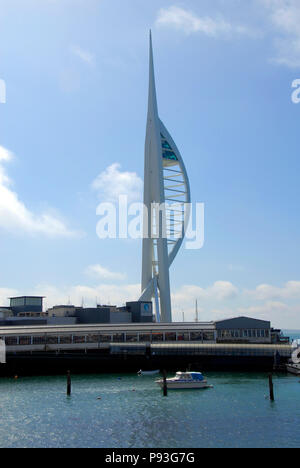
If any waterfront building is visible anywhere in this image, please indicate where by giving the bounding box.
[9,296,44,316]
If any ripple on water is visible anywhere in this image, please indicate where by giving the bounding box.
[0,373,299,448]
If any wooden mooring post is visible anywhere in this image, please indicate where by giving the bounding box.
[67,370,71,396]
[162,370,168,397]
[268,374,274,402]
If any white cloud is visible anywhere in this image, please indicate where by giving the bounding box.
[37,282,140,309]
[237,301,300,328]
[92,163,143,203]
[0,146,81,238]
[85,264,126,282]
[247,281,300,301]
[156,6,259,38]
[71,45,95,66]
[173,281,239,303]
[3,277,300,328]
[171,281,239,321]
[0,288,18,308]
[259,0,300,67]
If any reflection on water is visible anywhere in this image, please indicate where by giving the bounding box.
[0,372,300,448]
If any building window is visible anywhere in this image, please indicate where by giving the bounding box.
[19,336,32,345]
[165,332,176,342]
[86,334,100,344]
[191,332,203,341]
[139,334,151,343]
[47,336,59,345]
[59,335,72,344]
[5,336,18,346]
[152,333,164,342]
[126,333,138,343]
[177,333,190,341]
[203,332,215,341]
[100,334,112,343]
[112,333,125,343]
[33,336,46,345]
[73,335,86,344]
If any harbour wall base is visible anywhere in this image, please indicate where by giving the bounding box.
[0,350,290,377]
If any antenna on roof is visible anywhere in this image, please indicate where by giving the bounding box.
[195,299,199,323]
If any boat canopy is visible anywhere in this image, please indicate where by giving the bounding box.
[176,372,204,382]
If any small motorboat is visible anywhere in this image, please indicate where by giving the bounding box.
[156,371,212,390]
[286,363,300,375]
[137,369,160,376]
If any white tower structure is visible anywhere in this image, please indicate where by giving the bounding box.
[139,33,191,323]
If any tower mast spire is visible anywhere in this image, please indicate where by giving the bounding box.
[140,33,191,323]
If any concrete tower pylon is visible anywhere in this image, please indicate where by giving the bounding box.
[139,32,191,323]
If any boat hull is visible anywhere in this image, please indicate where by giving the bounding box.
[156,379,210,389]
[138,370,160,376]
[286,364,300,375]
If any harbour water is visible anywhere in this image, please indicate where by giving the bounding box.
[0,331,299,449]
[0,370,299,448]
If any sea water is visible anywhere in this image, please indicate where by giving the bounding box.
[0,331,299,448]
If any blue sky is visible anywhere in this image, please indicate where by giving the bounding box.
[0,0,300,327]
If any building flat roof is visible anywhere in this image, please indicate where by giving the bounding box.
[0,322,216,336]
[9,296,45,299]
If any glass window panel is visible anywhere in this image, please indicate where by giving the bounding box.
[191,331,203,341]
[112,333,125,343]
[19,336,31,345]
[33,336,46,345]
[203,332,215,341]
[73,335,86,344]
[165,332,176,341]
[47,336,59,345]
[177,333,190,341]
[5,336,18,346]
[86,334,99,343]
[152,333,164,342]
[126,334,138,343]
[100,334,112,343]
[163,150,178,161]
[139,334,151,342]
[59,335,72,344]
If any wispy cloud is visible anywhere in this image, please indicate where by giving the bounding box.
[259,0,300,67]
[35,282,140,309]
[0,146,82,238]
[92,163,143,203]
[3,277,300,327]
[0,288,18,308]
[156,6,260,38]
[71,45,95,66]
[85,264,126,282]
[246,281,300,301]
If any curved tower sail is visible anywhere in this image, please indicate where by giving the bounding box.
[139,33,191,323]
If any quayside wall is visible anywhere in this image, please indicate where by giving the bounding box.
[0,343,292,376]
